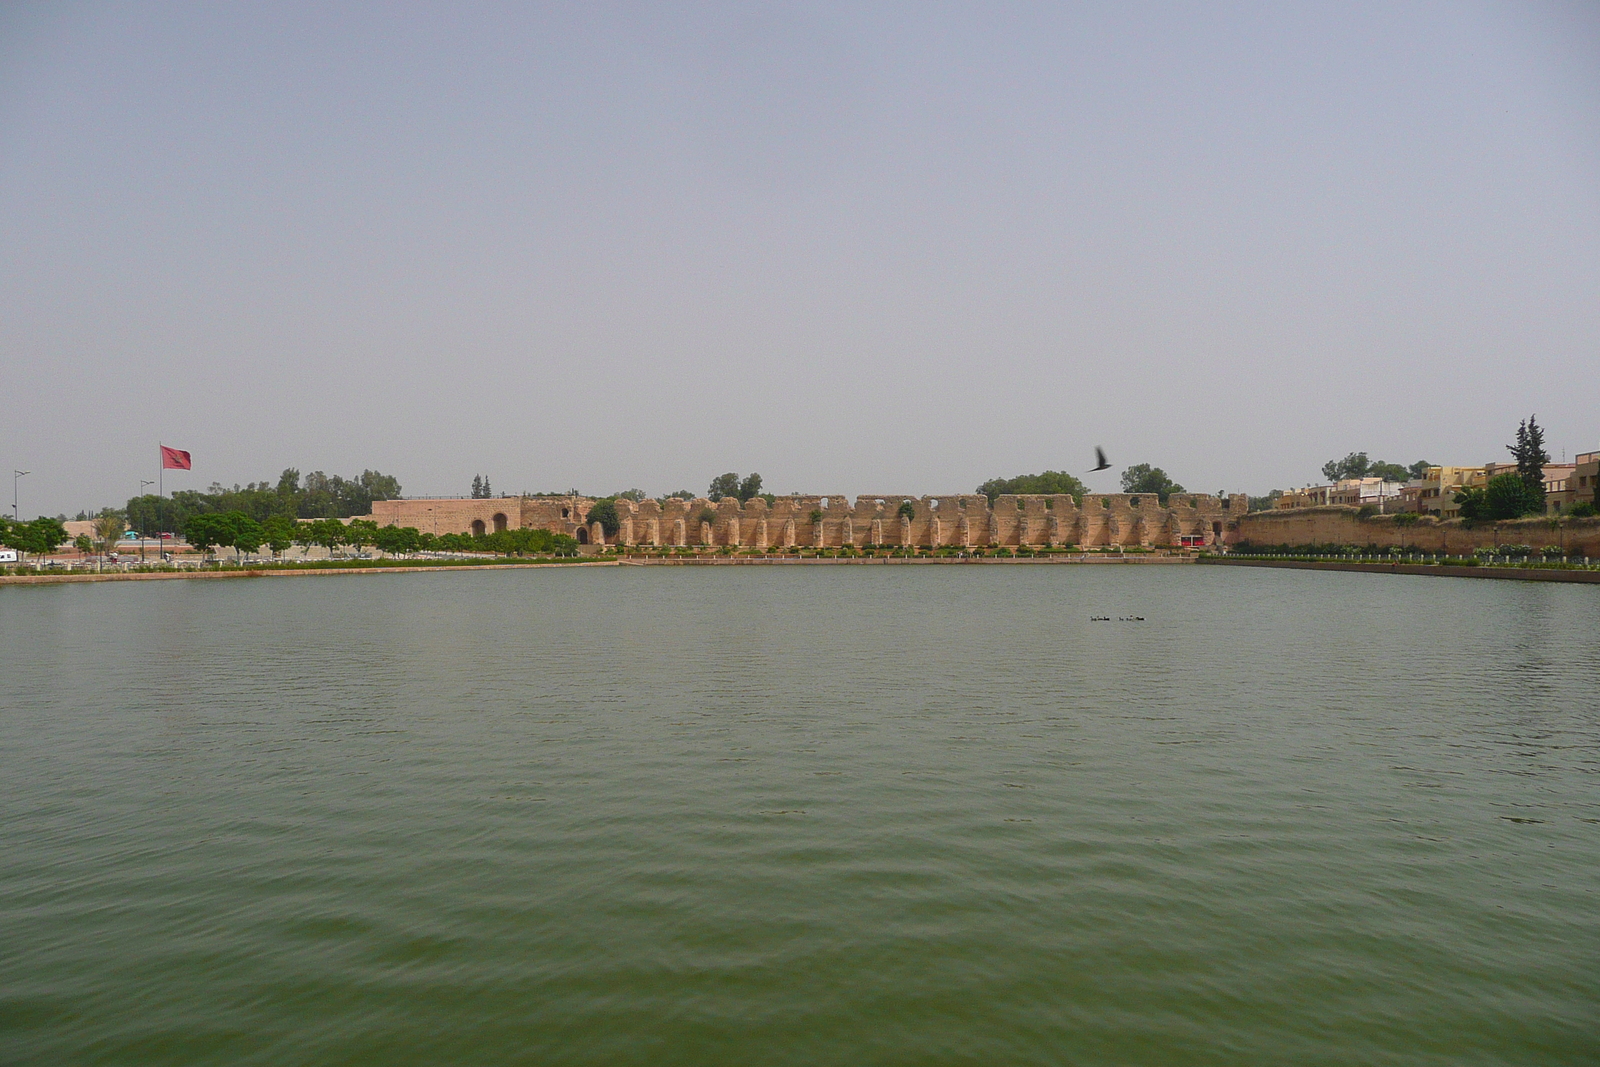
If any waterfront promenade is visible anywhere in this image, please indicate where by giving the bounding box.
[6,551,1599,585]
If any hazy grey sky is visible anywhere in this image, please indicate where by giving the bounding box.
[3,2,1597,516]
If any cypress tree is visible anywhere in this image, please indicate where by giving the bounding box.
[1508,416,1550,513]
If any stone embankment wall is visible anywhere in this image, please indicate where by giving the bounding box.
[1236,506,1600,556]
[362,493,1249,549]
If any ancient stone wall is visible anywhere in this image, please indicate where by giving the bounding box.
[362,493,1250,548]
[1236,506,1600,556]
[362,497,542,538]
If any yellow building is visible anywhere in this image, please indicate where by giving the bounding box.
[1413,466,1488,518]
[1275,485,1330,509]
[1574,452,1600,509]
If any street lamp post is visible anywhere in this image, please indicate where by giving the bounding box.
[12,470,29,521]
[139,480,155,560]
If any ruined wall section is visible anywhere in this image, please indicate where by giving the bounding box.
[361,497,559,537]
[1237,507,1600,556]
[507,492,1248,548]
[362,492,1250,548]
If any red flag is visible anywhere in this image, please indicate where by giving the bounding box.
[160,446,192,471]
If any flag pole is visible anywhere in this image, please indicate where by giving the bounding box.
[158,443,164,561]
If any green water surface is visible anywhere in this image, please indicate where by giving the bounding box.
[2,566,1597,1065]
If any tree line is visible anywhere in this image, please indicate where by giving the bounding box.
[125,468,402,537]
[977,466,1187,505]
[0,516,69,558]
[1321,454,1432,483]
[177,513,579,560]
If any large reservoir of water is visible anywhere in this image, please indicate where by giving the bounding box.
[3,565,1596,1065]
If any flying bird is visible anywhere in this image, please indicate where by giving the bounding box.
[1091,447,1111,472]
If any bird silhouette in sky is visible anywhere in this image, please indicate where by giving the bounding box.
[1091,447,1111,472]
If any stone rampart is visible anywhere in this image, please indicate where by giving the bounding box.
[1235,506,1600,556]
[361,493,1249,549]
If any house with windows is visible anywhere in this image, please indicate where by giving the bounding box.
[1574,451,1600,509]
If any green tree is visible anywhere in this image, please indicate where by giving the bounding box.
[356,470,401,504]
[73,534,94,557]
[977,471,1087,503]
[896,500,916,520]
[9,517,70,559]
[1407,460,1433,480]
[1119,465,1185,504]
[482,527,557,556]
[615,488,646,502]
[230,515,265,559]
[184,513,229,557]
[93,511,126,556]
[737,473,763,502]
[1454,486,1486,521]
[1248,490,1283,512]
[1483,471,1540,520]
[262,514,296,557]
[585,499,621,537]
[123,494,166,538]
[31,518,68,558]
[662,489,695,501]
[1367,461,1410,483]
[471,474,485,499]
[1321,452,1370,482]
[373,524,421,555]
[344,519,379,555]
[1509,415,1550,512]
[94,512,125,552]
[292,520,318,552]
[708,473,740,502]
[298,518,347,553]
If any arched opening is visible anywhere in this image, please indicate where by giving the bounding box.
[470,519,486,537]
[575,527,589,544]
[561,507,570,519]
[492,513,508,533]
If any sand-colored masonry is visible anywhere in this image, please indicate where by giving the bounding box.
[361,493,1250,548]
